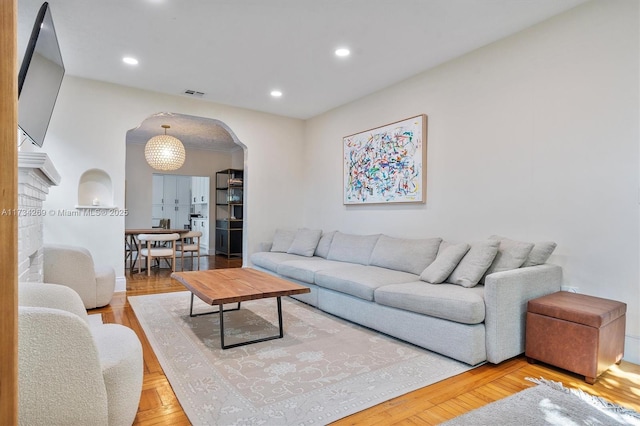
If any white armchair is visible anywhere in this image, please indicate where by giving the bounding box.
[18,282,143,426]
[43,244,115,309]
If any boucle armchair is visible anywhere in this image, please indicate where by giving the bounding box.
[18,282,143,426]
[43,244,115,309]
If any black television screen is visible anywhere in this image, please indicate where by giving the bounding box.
[18,2,65,148]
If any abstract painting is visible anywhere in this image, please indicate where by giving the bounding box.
[343,114,427,204]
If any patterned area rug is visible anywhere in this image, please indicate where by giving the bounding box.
[129,291,473,425]
[441,377,640,426]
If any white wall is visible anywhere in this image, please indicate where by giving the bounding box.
[231,147,244,170]
[303,0,639,363]
[41,76,306,282]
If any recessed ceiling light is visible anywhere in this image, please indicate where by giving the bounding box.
[335,48,350,57]
[122,57,139,65]
[270,90,283,98]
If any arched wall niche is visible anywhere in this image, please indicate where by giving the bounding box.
[77,168,115,208]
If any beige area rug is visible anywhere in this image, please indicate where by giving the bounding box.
[129,291,474,425]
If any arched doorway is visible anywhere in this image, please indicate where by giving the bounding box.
[124,112,247,265]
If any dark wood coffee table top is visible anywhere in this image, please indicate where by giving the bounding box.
[170,268,310,305]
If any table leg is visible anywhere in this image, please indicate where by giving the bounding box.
[220,304,226,349]
[277,296,283,338]
[125,234,133,272]
[219,296,284,350]
[128,234,140,275]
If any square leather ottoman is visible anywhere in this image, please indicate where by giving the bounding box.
[525,291,626,384]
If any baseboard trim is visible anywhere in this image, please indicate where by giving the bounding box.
[115,276,126,293]
[624,334,639,365]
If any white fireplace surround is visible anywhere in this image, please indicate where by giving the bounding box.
[17,152,61,282]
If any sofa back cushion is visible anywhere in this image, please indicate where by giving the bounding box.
[327,232,381,265]
[369,235,442,275]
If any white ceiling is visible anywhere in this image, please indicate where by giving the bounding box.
[18,0,587,150]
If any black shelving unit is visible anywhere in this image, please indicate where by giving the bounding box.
[215,169,243,258]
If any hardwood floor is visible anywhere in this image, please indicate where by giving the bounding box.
[96,255,242,426]
[93,258,640,425]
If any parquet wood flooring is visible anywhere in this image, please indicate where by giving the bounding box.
[93,257,640,425]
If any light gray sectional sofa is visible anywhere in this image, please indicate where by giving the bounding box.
[250,229,562,366]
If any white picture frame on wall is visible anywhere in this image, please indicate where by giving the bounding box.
[343,114,427,205]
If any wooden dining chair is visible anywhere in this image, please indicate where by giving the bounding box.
[137,233,180,276]
[176,231,202,271]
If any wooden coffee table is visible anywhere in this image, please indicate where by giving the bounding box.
[170,268,310,349]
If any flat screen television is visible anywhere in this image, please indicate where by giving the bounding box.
[18,2,65,148]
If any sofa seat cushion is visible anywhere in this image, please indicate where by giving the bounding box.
[250,252,303,273]
[374,282,486,324]
[276,258,350,284]
[315,265,419,301]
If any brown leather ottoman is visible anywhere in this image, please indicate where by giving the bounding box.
[525,291,626,384]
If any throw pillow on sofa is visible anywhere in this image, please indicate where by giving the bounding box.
[314,231,336,258]
[420,242,470,284]
[369,235,442,275]
[447,240,499,288]
[522,241,557,267]
[270,229,297,252]
[287,229,323,257]
[484,235,535,276]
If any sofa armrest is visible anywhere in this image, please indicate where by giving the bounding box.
[484,264,562,364]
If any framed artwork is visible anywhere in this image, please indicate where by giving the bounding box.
[343,114,427,205]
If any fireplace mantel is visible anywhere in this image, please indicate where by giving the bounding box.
[18,152,61,186]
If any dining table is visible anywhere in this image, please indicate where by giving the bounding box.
[125,228,190,274]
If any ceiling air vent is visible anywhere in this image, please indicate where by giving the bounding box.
[183,89,205,97]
